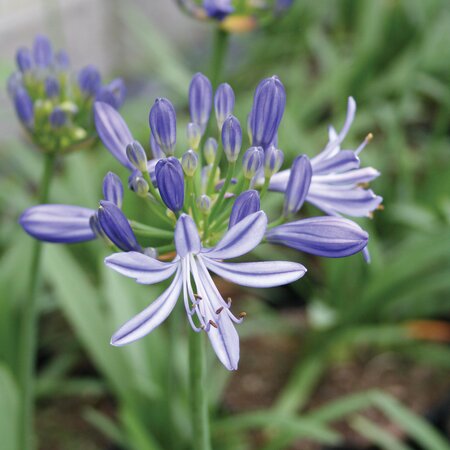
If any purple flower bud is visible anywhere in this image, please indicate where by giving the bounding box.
[14,87,34,127]
[102,172,124,208]
[49,107,66,128]
[229,190,260,229]
[203,0,234,20]
[33,35,53,68]
[16,47,33,72]
[126,141,148,172]
[55,50,70,70]
[214,83,235,130]
[242,147,264,179]
[155,157,185,212]
[45,76,60,98]
[222,115,242,162]
[186,122,202,150]
[264,145,284,177]
[197,194,211,213]
[149,98,177,155]
[150,132,165,159]
[250,76,286,148]
[189,73,212,133]
[284,155,312,216]
[98,200,141,252]
[78,65,102,96]
[204,137,218,164]
[181,149,199,176]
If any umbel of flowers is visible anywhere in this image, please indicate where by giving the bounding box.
[20,72,381,370]
[7,34,125,153]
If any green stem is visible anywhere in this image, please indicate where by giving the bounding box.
[209,28,229,88]
[209,162,235,222]
[206,144,223,195]
[129,221,174,239]
[259,177,271,199]
[189,330,211,450]
[19,152,56,450]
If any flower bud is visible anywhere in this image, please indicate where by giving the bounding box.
[204,137,217,164]
[96,79,126,110]
[242,146,264,179]
[155,157,185,212]
[149,98,177,155]
[214,83,235,130]
[45,76,60,98]
[126,140,148,172]
[264,145,284,177]
[222,115,242,162]
[203,0,234,20]
[181,149,199,176]
[7,72,23,98]
[33,35,53,68]
[197,194,211,213]
[14,87,34,127]
[250,76,286,148]
[229,190,260,228]
[189,72,212,133]
[186,122,202,150]
[78,65,101,96]
[98,200,141,252]
[283,155,312,216]
[16,47,33,72]
[49,107,66,128]
[102,172,124,208]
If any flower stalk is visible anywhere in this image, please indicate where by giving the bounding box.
[18,151,56,450]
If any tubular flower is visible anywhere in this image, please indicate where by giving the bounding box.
[105,212,306,370]
[269,97,382,218]
[7,34,125,153]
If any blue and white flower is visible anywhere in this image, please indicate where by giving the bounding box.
[105,211,306,370]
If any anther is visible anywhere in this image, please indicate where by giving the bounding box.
[194,293,202,300]
[238,312,247,319]
[377,204,384,211]
[209,320,218,329]
[215,307,224,314]
[366,132,373,142]
[227,297,232,306]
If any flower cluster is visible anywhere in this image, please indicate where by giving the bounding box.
[20,72,381,370]
[176,0,293,32]
[7,35,125,153]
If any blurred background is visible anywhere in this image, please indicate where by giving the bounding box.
[1,1,450,449]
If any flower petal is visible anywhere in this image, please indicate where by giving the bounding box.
[175,214,201,257]
[204,211,267,260]
[19,204,96,243]
[111,268,182,346]
[202,257,306,288]
[266,216,369,257]
[311,150,360,175]
[105,251,178,284]
[94,102,134,170]
[311,167,380,186]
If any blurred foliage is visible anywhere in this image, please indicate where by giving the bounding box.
[1,0,450,449]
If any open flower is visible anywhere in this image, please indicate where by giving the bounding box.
[105,211,306,370]
[269,97,382,218]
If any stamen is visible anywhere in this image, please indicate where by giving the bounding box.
[194,293,202,300]
[377,204,384,211]
[227,297,232,306]
[215,307,224,314]
[238,312,247,319]
[209,320,218,329]
[355,132,373,155]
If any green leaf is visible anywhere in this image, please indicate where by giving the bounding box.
[0,364,19,450]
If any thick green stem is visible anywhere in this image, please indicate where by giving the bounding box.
[19,152,56,450]
[209,28,229,88]
[209,162,235,223]
[189,330,211,450]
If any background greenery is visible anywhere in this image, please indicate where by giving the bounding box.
[1,0,449,449]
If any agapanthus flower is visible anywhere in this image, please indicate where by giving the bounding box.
[105,212,306,370]
[7,34,125,153]
[20,72,379,371]
[269,97,382,218]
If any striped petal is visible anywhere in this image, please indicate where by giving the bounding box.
[19,204,96,243]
